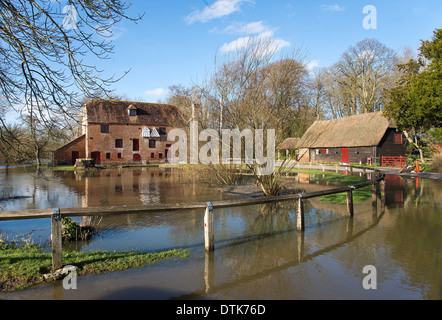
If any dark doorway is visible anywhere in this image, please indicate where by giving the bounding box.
[133,154,141,162]
[133,139,140,151]
[72,151,79,166]
[91,152,101,165]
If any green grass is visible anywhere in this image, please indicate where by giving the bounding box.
[288,168,373,204]
[319,187,372,204]
[52,166,75,171]
[0,241,191,292]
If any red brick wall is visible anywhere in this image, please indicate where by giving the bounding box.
[53,135,86,165]
[87,124,174,164]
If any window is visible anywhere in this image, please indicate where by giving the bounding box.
[159,153,163,159]
[149,140,156,149]
[142,127,151,138]
[394,133,403,145]
[159,127,167,135]
[117,153,122,159]
[101,125,109,133]
[129,109,137,116]
[315,149,320,155]
[151,153,155,159]
[115,139,123,148]
[133,139,140,152]
[106,153,111,159]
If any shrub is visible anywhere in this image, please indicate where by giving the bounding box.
[431,152,442,172]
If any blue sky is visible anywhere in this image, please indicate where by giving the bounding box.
[98,0,441,103]
[13,0,442,108]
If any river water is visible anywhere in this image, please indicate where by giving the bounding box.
[0,166,441,300]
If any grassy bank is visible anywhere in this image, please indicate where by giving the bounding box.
[0,240,191,292]
[288,168,373,204]
[52,166,75,171]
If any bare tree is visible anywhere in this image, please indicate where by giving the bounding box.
[322,39,398,118]
[0,0,142,164]
[188,37,314,196]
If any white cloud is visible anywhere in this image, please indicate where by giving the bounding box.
[307,60,320,71]
[220,31,290,54]
[185,0,253,24]
[218,20,289,54]
[96,26,127,41]
[232,21,269,35]
[144,88,167,97]
[320,4,345,12]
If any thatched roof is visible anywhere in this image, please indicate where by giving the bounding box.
[84,99,180,127]
[297,112,396,148]
[278,138,300,150]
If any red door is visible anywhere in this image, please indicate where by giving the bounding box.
[341,148,349,164]
[133,139,140,151]
[91,152,101,165]
[72,151,79,165]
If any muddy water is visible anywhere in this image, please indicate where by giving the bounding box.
[0,167,441,300]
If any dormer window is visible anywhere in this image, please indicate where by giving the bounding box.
[128,104,137,116]
[142,127,151,138]
[150,128,160,138]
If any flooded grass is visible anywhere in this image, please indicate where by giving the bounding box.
[289,168,373,204]
[319,186,372,204]
[0,239,191,292]
[52,166,75,171]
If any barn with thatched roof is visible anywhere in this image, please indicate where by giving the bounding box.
[277,138,300,159]
[296,112,407,165]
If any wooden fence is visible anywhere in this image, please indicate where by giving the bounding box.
[0,165,385,271]
[381,156,407,167]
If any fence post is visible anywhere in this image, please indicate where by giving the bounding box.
[204,251,215,294]
[297,195,305,231]
[51,208,63,271]
[347,188,354,217]
[204,202,214,252]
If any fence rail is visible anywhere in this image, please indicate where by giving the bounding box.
[0,164,385,271]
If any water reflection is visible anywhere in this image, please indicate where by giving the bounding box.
[0,167,441,299]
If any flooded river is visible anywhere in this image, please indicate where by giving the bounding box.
[0,166,441,300]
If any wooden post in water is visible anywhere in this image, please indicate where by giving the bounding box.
[51,209,63,271]
[297,231,305,262]
[204,202,214,252]
[346,188,354,217]
[346,217,354,240]
[380,179,386,202]
[297,195,305,231]
[204,251,215,294]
